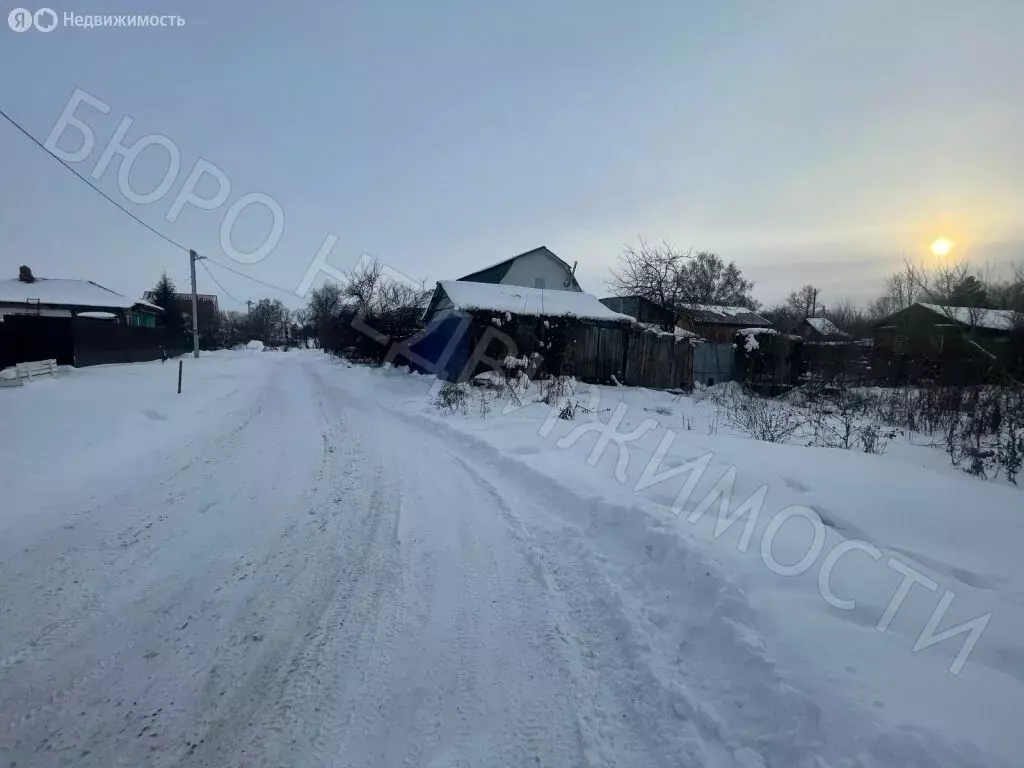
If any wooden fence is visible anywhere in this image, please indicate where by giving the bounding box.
[564,324,693,389]
[401,312,694,389]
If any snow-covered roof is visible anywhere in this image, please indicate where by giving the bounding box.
[76,311,118,320]
[0,278,160,311]
[918,303,1019,331]
[677,303,770,326]
[636,322,700,340]
[806,317,849,337]
[436,280,632,323]
[135,298,164,312]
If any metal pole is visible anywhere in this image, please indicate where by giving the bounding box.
[177,359,183,394]
[189,249,201,359]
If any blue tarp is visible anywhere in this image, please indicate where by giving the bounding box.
[399,314,472,381]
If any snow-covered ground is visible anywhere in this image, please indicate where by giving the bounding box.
[1,351,1021,767]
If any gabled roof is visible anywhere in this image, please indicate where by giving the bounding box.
[917,303,1019,331]
[677,303,770,327]
[433,280,632,323]
[805,316,849,337]
[458,246,580,289]
[0,277,160,311]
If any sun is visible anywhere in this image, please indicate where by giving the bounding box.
[930,237,954,257]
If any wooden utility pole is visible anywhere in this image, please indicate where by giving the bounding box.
[189,250,205,359]
[246,299,253,315]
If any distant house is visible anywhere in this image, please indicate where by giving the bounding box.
[0,268,165,368]
[457,246,582,292]
[143,290,219,336]
[874,303,1020,357]
[675,304,772,343]
[796,316,851,341]
[873,302,1023,381]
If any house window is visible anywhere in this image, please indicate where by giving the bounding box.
[534,277,546,289]
[931,334,945,354]
[894,335,908,353]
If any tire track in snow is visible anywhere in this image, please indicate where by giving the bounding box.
[184,372,404,768]
[0,359,335,767]
[338,381,834,768]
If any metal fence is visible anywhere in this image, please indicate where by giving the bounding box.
[692,342,735,386]
[0,315,167,369]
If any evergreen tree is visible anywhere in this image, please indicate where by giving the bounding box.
[149,272,186,346]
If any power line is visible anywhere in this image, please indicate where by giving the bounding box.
[202,256,298,299]
[0,106,304,304]
[0,106,189,252]
[198,259,243,305]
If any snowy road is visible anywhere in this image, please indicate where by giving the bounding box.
[0,355,736,767]
[2,353,1018,767]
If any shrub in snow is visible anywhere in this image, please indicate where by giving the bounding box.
[558,399,590,421]
[433,380,469,414]
[997,419,1023,485]
[719,388,803,443]
[857,424,891,455]
[538,375,574,406]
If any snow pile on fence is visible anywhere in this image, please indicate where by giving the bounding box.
[437,281,633,323]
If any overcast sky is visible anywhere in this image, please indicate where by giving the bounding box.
[2,0,1022,310]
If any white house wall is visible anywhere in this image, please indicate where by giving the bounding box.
[500,251,580,292]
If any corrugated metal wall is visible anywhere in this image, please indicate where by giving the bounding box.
[692,342,736,386]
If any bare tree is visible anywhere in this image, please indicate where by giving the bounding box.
[308,281,344,327]
[341,260,385,310]
[786,285,821,319]
[322,258,432,361]
[608,238,691,311]
[826,300,871,337]
[677,251,758,308]
[866,263,925,319]
[609,238,758,316]
[907,259,994,327]
[249,298,288,346]
[760,303,799,330]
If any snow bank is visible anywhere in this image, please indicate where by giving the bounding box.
[246,340,265,351]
